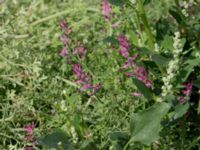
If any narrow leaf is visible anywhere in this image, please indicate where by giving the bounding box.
[132,77,153,100]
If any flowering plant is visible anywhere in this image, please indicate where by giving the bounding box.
[1,0,200,149]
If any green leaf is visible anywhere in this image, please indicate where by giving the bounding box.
[192,79,200,88]
[173,103,189,119]
[132,77,153,100]
[108,0,125,6]
[161,35,174,50]
[169,6,186,25]
[80,140,98,150]
[37,129,72,150]
[186,58,200,67]
[109,131,128,141]
[129,31,139,46]
[176,58,200,84]
[137,47,155,55]
[130,102,170,145]
[103,36,119,45]
[151,54,169,69]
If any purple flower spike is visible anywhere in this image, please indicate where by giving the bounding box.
[178,82,193,104]
[74,44,87,58]
[101,0,112,20]
[73,64,101,94]
[182,82,193,96]
[118,35,130,58]
[132,92,143,97]
[122,55,138,68]
[60,35,69,46]
[73,64,83,78]
[60,47,68,57]
[135,66,152,88]
[60,20,68,31]
[24,122,35,134]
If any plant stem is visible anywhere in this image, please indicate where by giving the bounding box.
[56,76,79,88]
[31,8,100,26]
[137,0,154,50]
[123,138,133,150]
[0,34,29,40]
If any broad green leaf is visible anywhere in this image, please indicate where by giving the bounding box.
[130,102,170,145]
[132,77,153,100]
[37,129,72,150]
[151,54,169,69]
[173,103,189,119]
[193,79,200,88]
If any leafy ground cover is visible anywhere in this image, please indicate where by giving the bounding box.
[1,0,200,149]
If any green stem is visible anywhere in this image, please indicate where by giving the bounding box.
[0,34,29,40]
[123,138,133,150]
[137,0,154,50]
[56,76,79,88]
[31,10,71,26]
[31,8,100,26]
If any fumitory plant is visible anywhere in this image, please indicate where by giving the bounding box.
[1,0,200,149]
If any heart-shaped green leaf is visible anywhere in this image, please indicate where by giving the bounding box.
[130,102,170,145]
[37,129,72,150]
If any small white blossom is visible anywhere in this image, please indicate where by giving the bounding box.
[161,32,183,97]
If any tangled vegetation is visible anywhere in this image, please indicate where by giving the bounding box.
[1,0,200,149]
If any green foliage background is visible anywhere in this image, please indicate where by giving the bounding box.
[1,0,200,149]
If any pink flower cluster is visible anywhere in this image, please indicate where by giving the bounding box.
[24,122,36,150]
[74,43,88,58]
[73,64,101,95]
[125,66,152,88]
[118,34,152,96]
[59,20,72,57]
[118,35,130,58]
[101,0,112,20]
[182,82,193,96]
[59,20,87,58]
[58,20,99,95]
[179,82,193,104]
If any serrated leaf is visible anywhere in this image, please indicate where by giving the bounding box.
[132,77,153,100]
[130,102,170,145]
[173,103,189,119]
[37,129,72,150]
